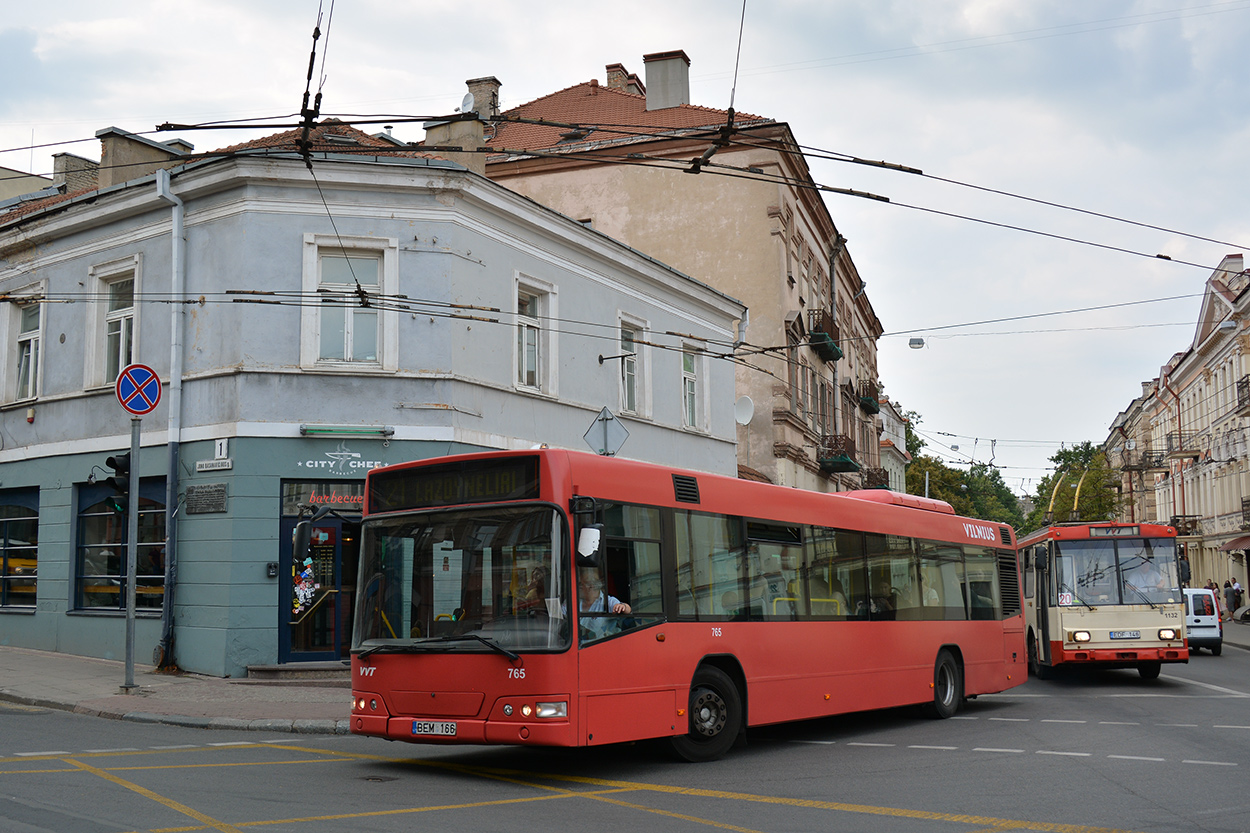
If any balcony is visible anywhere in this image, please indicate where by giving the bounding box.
[857,379,880,415]
[1165,432,1200,459]
[807,309,843,363]
[1237,376,1250,416]
[863,467,890,489]
[1121,448,1167,471]
[817,434,860,473]
[1170,515,1201,536]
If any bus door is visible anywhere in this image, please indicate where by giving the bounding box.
[1035,543,1052,664]
[279,516,360,663]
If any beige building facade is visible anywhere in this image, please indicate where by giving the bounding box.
[1106,254,1250,596]
[440,50,887,492]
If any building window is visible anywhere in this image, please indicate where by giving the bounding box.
[514,277,557,394]
[517,290,541,388]
[14,302,40,401]
[75,481,165,611]
[0,490,38,609]
[86,255,142,389]
[318,254,379,363]
[682,347,705,430]
[301,235,398,371]
[105,278,134,382]
[621,326,638,413]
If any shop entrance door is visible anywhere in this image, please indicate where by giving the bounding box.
[279,516,360,663]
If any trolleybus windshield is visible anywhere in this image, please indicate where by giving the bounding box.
[1054,537,1180,607]
[353,505,571,654]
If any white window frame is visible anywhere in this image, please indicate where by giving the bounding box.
[86,255,142,389]
[680,342,709,432]
[0,282,45,403]
[513,275,557,395]
[618,313,650,418]
[15,301,41,402]
[300,234,399,371]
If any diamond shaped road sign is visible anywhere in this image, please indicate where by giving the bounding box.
[583,406,629,456]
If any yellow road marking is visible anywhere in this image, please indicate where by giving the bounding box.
[66,758,244,833]
[0,744,1149,833]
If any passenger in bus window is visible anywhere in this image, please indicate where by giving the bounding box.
[870,581,896,619]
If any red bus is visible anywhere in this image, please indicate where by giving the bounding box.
[1017,522,1187,680]
[344,448,1026,760]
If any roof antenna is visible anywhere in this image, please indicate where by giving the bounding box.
[687,0,747,174]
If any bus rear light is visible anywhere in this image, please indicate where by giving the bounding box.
[1158,628,1177,641]
[536,701,567,718]
[521,705,533,717]
[1069,631,1092,643]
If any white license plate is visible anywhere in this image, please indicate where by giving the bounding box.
[412,721,457,736]
[1109,630,1141,640]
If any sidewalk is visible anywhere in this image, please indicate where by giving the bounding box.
[0,646,352,735]
[3,624,1249,737]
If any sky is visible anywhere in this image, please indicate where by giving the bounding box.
[4,0,1250,496]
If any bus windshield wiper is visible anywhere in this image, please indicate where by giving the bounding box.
[432,634,521,661]
[1060,583,1095,610]
[357,635,520,661]
[1123,583,1158,609]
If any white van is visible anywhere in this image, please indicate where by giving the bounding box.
[1184,587,1223,656]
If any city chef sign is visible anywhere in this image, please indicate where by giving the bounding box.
[296,441,385,478]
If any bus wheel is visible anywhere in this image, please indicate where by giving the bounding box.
[1138,661,1161,680]
[1027,635,1051,680]
[670,666,741,762]
[923,649,963,719]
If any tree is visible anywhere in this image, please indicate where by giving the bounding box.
[1021,442,1121,534]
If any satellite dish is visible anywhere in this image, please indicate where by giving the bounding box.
[734,396,755,426]
[460,92,476,114]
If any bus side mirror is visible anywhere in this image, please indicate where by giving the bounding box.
[1034,547,1048,572]
[577,525,602,566]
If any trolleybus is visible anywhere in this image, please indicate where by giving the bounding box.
[1017,522,1187,680]
[340,448,1026,760]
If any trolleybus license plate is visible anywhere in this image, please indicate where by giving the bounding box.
[412,721,457,736]
[1109,630,1140,639]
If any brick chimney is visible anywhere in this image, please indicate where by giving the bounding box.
[465,76,501,119]
[605,63,645,96]
[52,152,99,192]
[642,50,690,110]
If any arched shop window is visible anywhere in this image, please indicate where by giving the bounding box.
[0,489,39,608]
[75,480,166,611]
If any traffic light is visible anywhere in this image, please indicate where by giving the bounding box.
[104,453,130,514]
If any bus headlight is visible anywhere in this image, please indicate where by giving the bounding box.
[1158,628,1177,641]
[1070,630,1092,643]
[536,701,568,718]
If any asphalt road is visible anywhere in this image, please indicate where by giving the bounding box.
[2,650,1248,833]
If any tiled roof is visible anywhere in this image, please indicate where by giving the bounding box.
[0,187,96,225]
[486,81,771,155]
[216,119,439,159]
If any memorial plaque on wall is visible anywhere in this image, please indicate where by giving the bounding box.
[186,483,228,514]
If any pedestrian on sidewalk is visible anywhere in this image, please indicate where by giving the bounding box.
[1178,555,1191,588]
[1224,580,1236,621]
[1234,577,1244,610]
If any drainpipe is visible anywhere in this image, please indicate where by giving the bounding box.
[154,168,185,669]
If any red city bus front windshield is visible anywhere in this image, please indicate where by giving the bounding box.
[1053,537,1180,607]
[353,505,571,655]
